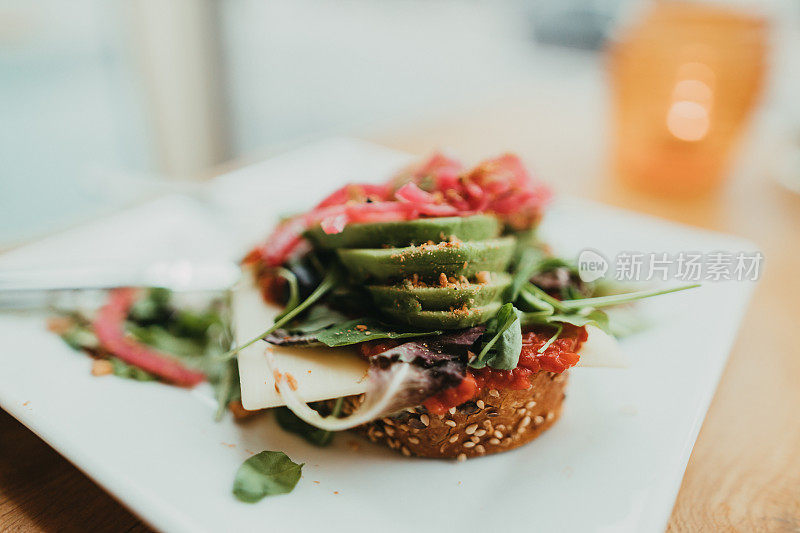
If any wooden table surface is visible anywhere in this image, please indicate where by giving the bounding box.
[2,80,799,532]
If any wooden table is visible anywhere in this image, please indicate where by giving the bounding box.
[2,80,799,531]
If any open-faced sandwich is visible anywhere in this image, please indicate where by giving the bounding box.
[233,153,694,461]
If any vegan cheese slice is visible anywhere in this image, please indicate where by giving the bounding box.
[235,282,369,411]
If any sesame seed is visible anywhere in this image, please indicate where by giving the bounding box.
[449,407,457,415]
[465,424,478,434]
[496,424,506,430]
[374,431,384,438]
[482,420,492,429]
[445,420,457,427]
[457,453,467,462]
[520,416,531,428]
[420,414,430,426]
[448,435,459,443]
[382,417,394,426]
[534,415,544,425]
[494,430,503,439]
[475,445,486,454]
[489,389,500,398]
[408,437,420,444]
[470,436,480,443]
[489,438,501,445]
[385,427,395,437]
[546,411,555,421]
[525,401,537,409]
[517,408,526,415]
[463,441,476,448]
[474,429,486,437]
[476,400,485,409]
[401,446,411,456]
[399,424,410,432]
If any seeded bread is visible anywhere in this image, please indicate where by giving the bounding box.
[340,370,568,460]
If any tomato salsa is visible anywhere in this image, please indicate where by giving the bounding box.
[422,324,587,415]
[359,325,586,415]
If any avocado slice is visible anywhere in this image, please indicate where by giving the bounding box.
[367,272,512,312]
[380,301,502,329]
[305,214,501,249]
[336,237,516,282]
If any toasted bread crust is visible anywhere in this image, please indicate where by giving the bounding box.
[341,370,568,459]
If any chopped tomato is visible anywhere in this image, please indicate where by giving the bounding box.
[423,325,585,413]
[423,373,477,415]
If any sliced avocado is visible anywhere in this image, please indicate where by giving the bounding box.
[380,301,502,329]
[305,214,501,249]
[336,237,516,282]
[367,272,512,312]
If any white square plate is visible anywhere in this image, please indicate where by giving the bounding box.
[0,139,757,532]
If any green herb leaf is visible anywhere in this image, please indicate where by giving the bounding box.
[558,284,700,310]
[224,268,342,359]
[232,451,304,503]
[275,397,343,446]
[505,248,547,303]
[59,324,100,351]
[288,305,348,334]
[315,319,441,347]
[523,283,567,312]
[110,357,157,381]
[522,309,610,332]
[537,323,563,354]
[272,267,300,321]
[470,303,523,370]
[215,358,240,421]
[127,324,206,357]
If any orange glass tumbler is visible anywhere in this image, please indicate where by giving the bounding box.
[607,1,768,195]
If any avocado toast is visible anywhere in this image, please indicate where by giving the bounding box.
[233,152,696,460]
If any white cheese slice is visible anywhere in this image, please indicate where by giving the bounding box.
[236,283,628,411]
[235,282,368,411]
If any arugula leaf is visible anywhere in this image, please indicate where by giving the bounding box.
[272,267,300,321]
[315,319,441,347]
[275,397,343,446]
[516,286,556,313]
[288,305,348,334]
[522,309,610,332]
[60,324,100,351]
[505,248,547,303]
[215,358,240,421]
[232,451,304,503]
[523,283,567,312]
[127,324,206,358]
[224,268,342,359]
[109,357,157,381]
[558,284,700,310]
[537,324,563,354]
[469,303,523,370]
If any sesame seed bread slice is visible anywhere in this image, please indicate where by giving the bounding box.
[339,370,568,460]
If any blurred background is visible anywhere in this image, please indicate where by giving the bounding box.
[1,0,800,248]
